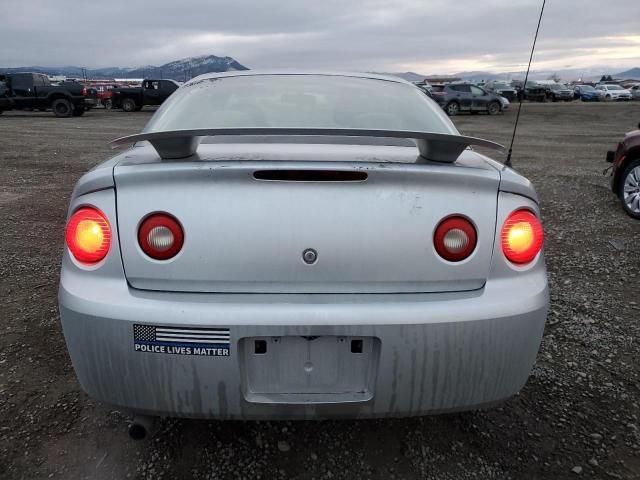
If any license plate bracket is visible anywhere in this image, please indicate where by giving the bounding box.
[240,336,380,404]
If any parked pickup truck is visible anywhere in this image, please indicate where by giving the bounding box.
[483,80,517,102]
[544,83,574,102]
[523,82,547,102]
[110,79,179,112]
[0,72,97,117]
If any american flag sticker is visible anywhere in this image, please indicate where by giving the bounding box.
[133,324,231,356]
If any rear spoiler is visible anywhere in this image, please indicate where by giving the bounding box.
[111,128,506,163]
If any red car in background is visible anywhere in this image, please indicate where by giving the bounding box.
[92,84,120,109]
[606,123,640,219]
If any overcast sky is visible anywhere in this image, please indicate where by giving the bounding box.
[1,0,639,74]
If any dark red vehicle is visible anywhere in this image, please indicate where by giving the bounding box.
[606,123,640,219]
[92,84,120,109]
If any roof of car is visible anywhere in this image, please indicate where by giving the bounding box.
[185,70,412,86]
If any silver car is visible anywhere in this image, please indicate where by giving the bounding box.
[59,72,548,430]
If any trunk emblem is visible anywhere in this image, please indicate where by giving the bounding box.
[302,248,318,264]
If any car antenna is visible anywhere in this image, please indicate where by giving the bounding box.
[505,0,547,168]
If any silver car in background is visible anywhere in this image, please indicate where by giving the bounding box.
[59,72,548,424]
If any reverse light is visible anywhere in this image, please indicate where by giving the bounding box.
[501,210,544,264]
[82,87,87,96]
[434,216,477,262]
[65,207,111,263]
[138,213,184,260]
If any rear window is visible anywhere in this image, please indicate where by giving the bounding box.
[11,74,32,89]
[34,74,51,86]
[145,75,456,135]
[449,85,470,93]
[160,80,178,91]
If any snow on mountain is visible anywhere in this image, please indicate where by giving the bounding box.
[0,55,249,81]
[3,57,637,83]
[154,55,248,80]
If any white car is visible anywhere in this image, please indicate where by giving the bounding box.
[629,84,640,100]
[596,84,632,101]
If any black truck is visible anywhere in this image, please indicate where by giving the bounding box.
[522,82,547,102]
[0,72,97,117]
[110,79,180,112]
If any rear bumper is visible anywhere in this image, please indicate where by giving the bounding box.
[59,265,549,419]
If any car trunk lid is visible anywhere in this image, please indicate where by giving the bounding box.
[114,145,500,294]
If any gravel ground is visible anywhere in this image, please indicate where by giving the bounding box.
[0,102,639,479]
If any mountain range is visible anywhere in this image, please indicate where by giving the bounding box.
[0,55,248,81]
[2,54,638,84]
[391,67,640,83]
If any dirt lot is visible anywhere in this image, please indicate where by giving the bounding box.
[1,102,639,480]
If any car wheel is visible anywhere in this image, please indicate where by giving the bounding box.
[446,102,459,116]
[72,106,85,117]
[487,101,500,115]
[620,159,640,219]
[605,94,612,102]
[121,98,137,112]
[104,99,113,110]
[551,94,557,102]
[51,98,73,118]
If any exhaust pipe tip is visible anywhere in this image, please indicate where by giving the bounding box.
[128,422,148,440]
[128,415,158,441]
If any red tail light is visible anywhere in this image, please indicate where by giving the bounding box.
[501,210,544,264]
[82,87,87,96]
[434,216,477,262]
[138,213,184,260]
[65,207,111,264]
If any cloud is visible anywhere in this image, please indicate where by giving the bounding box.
[0,0,638,74]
